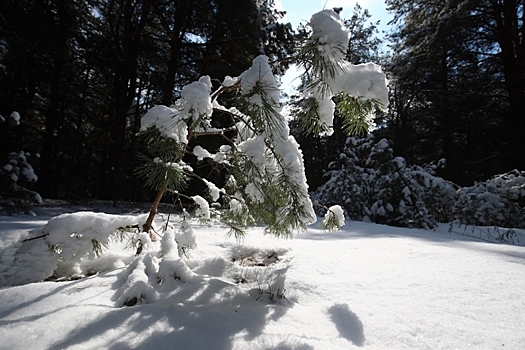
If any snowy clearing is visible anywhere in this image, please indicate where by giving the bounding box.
[1,205,524,350]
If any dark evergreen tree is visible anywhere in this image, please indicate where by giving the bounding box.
[0,0,101,198]
[0,0,297,203]
[384,0,524,185]
[345,4,382,65]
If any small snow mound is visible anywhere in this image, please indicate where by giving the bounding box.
[113,254,159,307]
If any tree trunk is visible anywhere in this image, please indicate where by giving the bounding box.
[101,0,152,199]
[159,0,191,106]
[491,0,525,169]
[142,179,169,239]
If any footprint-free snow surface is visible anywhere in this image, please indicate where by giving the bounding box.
[1,209,524,349]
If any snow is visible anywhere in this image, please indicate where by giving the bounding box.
[237,135,266,169]
[323,205,345,228]
[222,75,240,88]
[309,10,350,60]
[202,178,221,202]
[1,207,524,349]
[334,62,390,108]
[192,195,211,220]
[21,164,38,182]
[10,111,20,125]
[175,220,197,254]
[141,105,188,143]
[316,97,336,134]
[180,75,213,123]
[241,55,280,107]
[112,253,160,307]
[193,145,212,160]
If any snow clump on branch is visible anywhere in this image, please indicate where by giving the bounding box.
[141,76,213,142]
[309,10,350,60]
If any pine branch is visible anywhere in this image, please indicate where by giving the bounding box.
[211,79,242,102]
[192,126,237,137]
[22,233,49,242]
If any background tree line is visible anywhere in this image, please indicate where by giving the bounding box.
[382,0,524,185]
[1,0,524,206]
[295,0,524,191]
[0,0,295,202]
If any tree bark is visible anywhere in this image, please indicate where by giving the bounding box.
[490,0,525,169]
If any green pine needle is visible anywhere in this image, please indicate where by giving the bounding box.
[297,97,332,136]
[336,93,384,136]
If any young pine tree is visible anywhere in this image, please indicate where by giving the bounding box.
[137,9,389,239]
[2,8,389,303]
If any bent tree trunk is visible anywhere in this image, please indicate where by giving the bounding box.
[142,180,169,239]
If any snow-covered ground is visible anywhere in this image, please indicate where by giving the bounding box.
[1,205,524,349]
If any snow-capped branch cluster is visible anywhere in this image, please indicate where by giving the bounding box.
[2,212,147,286]
[297,10,388,136]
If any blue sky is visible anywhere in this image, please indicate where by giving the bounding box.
[277,0,393,35]
[276,0,393,92]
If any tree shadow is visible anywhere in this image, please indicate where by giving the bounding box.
[327,303,365,347]
[48,269,292,349]
[0,280,81,320]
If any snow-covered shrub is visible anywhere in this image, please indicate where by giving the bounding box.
[0,112,42,215]
[369,156,455,229]
[313,135,375,221]
[2,150,39,185]
[1,212,146,286]
[0,111,42,215]
[454,170,525,228]
[314,136,456,228]
[1,150,42,215]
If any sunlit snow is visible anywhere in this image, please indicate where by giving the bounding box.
[1,205,524,349]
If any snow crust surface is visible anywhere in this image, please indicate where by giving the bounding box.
[1,208,524,350]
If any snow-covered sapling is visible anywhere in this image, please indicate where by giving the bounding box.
[1,112,42,215]
[322,205,346,231]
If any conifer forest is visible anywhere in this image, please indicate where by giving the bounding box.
[1,0,524,228]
